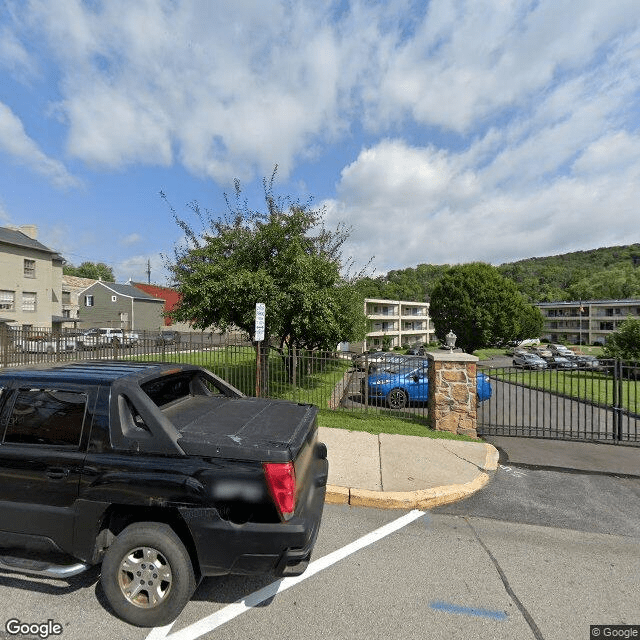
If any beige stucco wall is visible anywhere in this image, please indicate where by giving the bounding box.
[0,243,62,328]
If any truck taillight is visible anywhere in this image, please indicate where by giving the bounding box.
[263,462,296,520]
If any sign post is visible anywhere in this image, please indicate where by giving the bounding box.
[255,303,266,397]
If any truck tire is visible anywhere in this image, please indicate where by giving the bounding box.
[100,522,196,627]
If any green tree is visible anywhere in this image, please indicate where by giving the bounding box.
[429,263,542,353]
[603,318,640,360]
[164,171,367,382]
[63,261,115,281]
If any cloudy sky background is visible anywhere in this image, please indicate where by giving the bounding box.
[1,0,639,283]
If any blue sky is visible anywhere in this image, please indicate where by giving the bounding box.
[1,0,639,284]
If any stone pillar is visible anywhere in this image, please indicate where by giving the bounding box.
[426,351,479,438]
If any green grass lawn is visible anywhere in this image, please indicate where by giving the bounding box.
[317,409,476,441]
[472,347,510,360]
[489,367,639,414]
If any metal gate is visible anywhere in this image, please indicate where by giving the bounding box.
[477,360,640,445]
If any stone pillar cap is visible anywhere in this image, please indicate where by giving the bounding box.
[426,351,479,363]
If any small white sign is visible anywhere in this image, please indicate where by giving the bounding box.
[255,302,266,342]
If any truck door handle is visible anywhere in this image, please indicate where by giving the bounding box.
[47,468,70,480]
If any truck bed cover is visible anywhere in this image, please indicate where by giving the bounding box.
[165,395,318,462]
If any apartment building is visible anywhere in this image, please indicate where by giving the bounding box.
[363,298,434,350]
[0,225,66,330]
[536,299,640,345]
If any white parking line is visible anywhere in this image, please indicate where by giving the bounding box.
[146,509,426,640]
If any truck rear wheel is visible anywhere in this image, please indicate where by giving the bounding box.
[100,522,195,627]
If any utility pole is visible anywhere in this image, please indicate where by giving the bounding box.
[147,259,151,284]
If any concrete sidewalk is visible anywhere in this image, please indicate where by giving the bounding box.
[319,427,499,510]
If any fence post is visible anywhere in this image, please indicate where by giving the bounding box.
[292,347,298,403]
[426,351,479,438]
[0,325,7,369]
[613,359,623,442]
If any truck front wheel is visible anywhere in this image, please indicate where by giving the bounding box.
[100,522,196,627]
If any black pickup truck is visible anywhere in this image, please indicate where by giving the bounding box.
[0,361,328,627]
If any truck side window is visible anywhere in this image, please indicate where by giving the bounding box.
[3,388,87,447]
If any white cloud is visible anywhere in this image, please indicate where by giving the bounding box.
[323,124,640,272]
[121,233,142,246]
[9,0,640,186]
[3,0,640,275]
[115,254,167,285]
[0,199,11,225]
[20,0,347,181]
[0,102,80,188]
[0,25,35,77]
[374,0,639,133]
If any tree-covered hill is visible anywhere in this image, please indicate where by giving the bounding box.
[356,244,640,304]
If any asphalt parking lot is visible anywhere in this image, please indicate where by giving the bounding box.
[2,458,639,640]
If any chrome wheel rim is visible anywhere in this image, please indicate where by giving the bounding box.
[117,546,173,608]
[388,389,407,409]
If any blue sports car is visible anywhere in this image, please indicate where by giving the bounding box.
[362,362,492,410]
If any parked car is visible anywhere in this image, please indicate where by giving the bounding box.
[14,334,77,354]
[544,355,579,369]
[548,344,575,357]
[354,351,406,373]
[568,354,601,370]
[532,347,554,359]
[405,345,426,356]
[512,351,548,369]
[362,362,492,409]
[155,330,181,346]
[78,328,138,349]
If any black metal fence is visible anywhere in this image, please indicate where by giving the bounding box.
[5,325,635,441]
[0,326,415,417]
[477,360,640,445]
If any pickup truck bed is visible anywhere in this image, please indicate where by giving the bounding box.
[166,395,317,461]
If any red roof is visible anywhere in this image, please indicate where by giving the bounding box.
[131,282,181,326]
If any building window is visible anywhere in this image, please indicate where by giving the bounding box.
[62,291,71,305]
[22,292,37,312]
[23,259,36,278]
[85,295,94,307]
[62,309,71,318]
[0,290,15,311]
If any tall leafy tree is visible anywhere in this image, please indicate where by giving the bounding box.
[63,261,115,281]
[430,263,542,353]
[164,170,367,365]
[603,318,640,361]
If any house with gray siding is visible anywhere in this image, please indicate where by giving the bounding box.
[77,281,165,330]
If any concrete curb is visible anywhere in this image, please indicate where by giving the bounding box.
[325,473,491,509]
[325,442,499,510]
